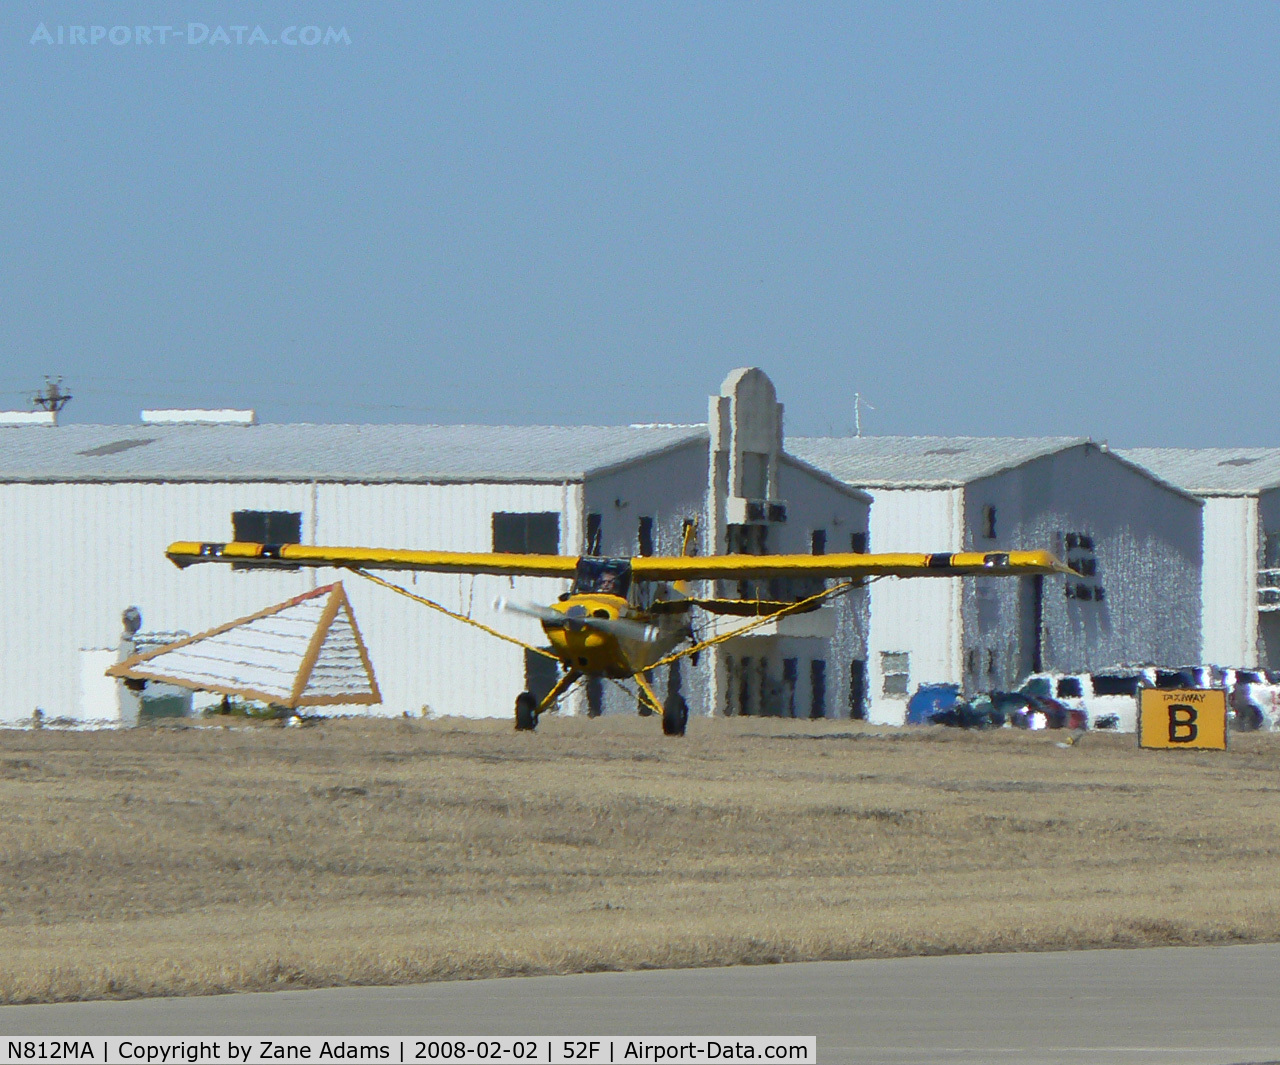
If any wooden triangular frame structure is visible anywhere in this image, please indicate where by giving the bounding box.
[108,582,381,709]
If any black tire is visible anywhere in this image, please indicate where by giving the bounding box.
[662,695,689,737]
[514,691,538,731]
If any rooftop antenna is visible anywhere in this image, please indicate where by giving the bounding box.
[853,392,875,437]
[33,376,72,413]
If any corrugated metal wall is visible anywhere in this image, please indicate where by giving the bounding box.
[1200,495,1258,668]
[863,488,965,725]
[1258,488,1280,669]
[766,460,870,720]
[0,480,579,721]
[584,441,710,718]
[0,445,872,725]
[314,481,580,719]
[963,446,1202,683]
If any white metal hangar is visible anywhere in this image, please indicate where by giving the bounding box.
[789,436,1203,724]
[1120,448,1280,671]
[0,369,871,724]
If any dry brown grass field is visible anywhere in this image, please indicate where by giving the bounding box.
[2,714,1279,1003]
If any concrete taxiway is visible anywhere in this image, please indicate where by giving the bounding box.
[3,944,1279,1064]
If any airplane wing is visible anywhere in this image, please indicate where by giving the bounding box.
[166,541,579,578]
[630,550,1072,580]
[168,542,1069,579]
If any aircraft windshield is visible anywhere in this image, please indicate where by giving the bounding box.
[574,557,632,598]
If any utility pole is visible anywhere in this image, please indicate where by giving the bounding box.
[33,376,72,414]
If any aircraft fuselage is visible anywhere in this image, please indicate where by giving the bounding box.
[542,593,687,677]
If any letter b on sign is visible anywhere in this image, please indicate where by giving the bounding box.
[1139,689,1226,750]
[1167,704,1197,743]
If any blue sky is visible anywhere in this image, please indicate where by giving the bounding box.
[2,3,1277,444]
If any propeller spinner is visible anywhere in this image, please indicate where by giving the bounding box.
[495,597,659,643]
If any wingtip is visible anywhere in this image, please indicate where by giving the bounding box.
[166,542,197,569]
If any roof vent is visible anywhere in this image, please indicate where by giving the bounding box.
[141,409,256,425]
[924,447,968,456]
[1218,456,1259,467]
[0,410,58,427]
[78,438,157,458]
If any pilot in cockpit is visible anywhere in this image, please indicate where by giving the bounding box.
[575,558,632,598]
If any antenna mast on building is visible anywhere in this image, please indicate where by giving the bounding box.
[33,376,72,414]
[853,393,874,437]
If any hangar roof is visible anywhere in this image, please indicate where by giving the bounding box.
[788,436,1088,488]
[1120,448,1280,496]
[0,423,708,484]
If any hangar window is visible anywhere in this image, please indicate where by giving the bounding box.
[981,505,997,540]
[637,516,654,557]
[810,659,827,719]
[1062,531,1103,602]
[782,658,798,717]
[231,510,302,570]
[586,513,602,555]
[849,659,867,719]
[850,531,868,553]
[233,509,301,544]
[811,529,827,555]
[727,524,768,554]
[881,652,910,697]
[493,512,560,554]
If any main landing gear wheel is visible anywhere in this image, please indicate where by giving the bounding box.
[514,691,538,731]
[662,695,689,737]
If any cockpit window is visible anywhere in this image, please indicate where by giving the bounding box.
[574,557,632,597]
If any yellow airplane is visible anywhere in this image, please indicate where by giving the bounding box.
[167,539,1069,735]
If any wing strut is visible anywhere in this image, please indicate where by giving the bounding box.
[649,577,866,670]
[350,568,559,660]
[538,669,582,715]
[634,672,664,715]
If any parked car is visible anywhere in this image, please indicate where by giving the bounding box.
[1214,668,1280,731]
[1019,670,1149,732]
[912,665,1267,735]
[1020,665,1280,734]
[906,683,962,725]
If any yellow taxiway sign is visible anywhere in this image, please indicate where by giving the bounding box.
[1139,689,1227,750]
